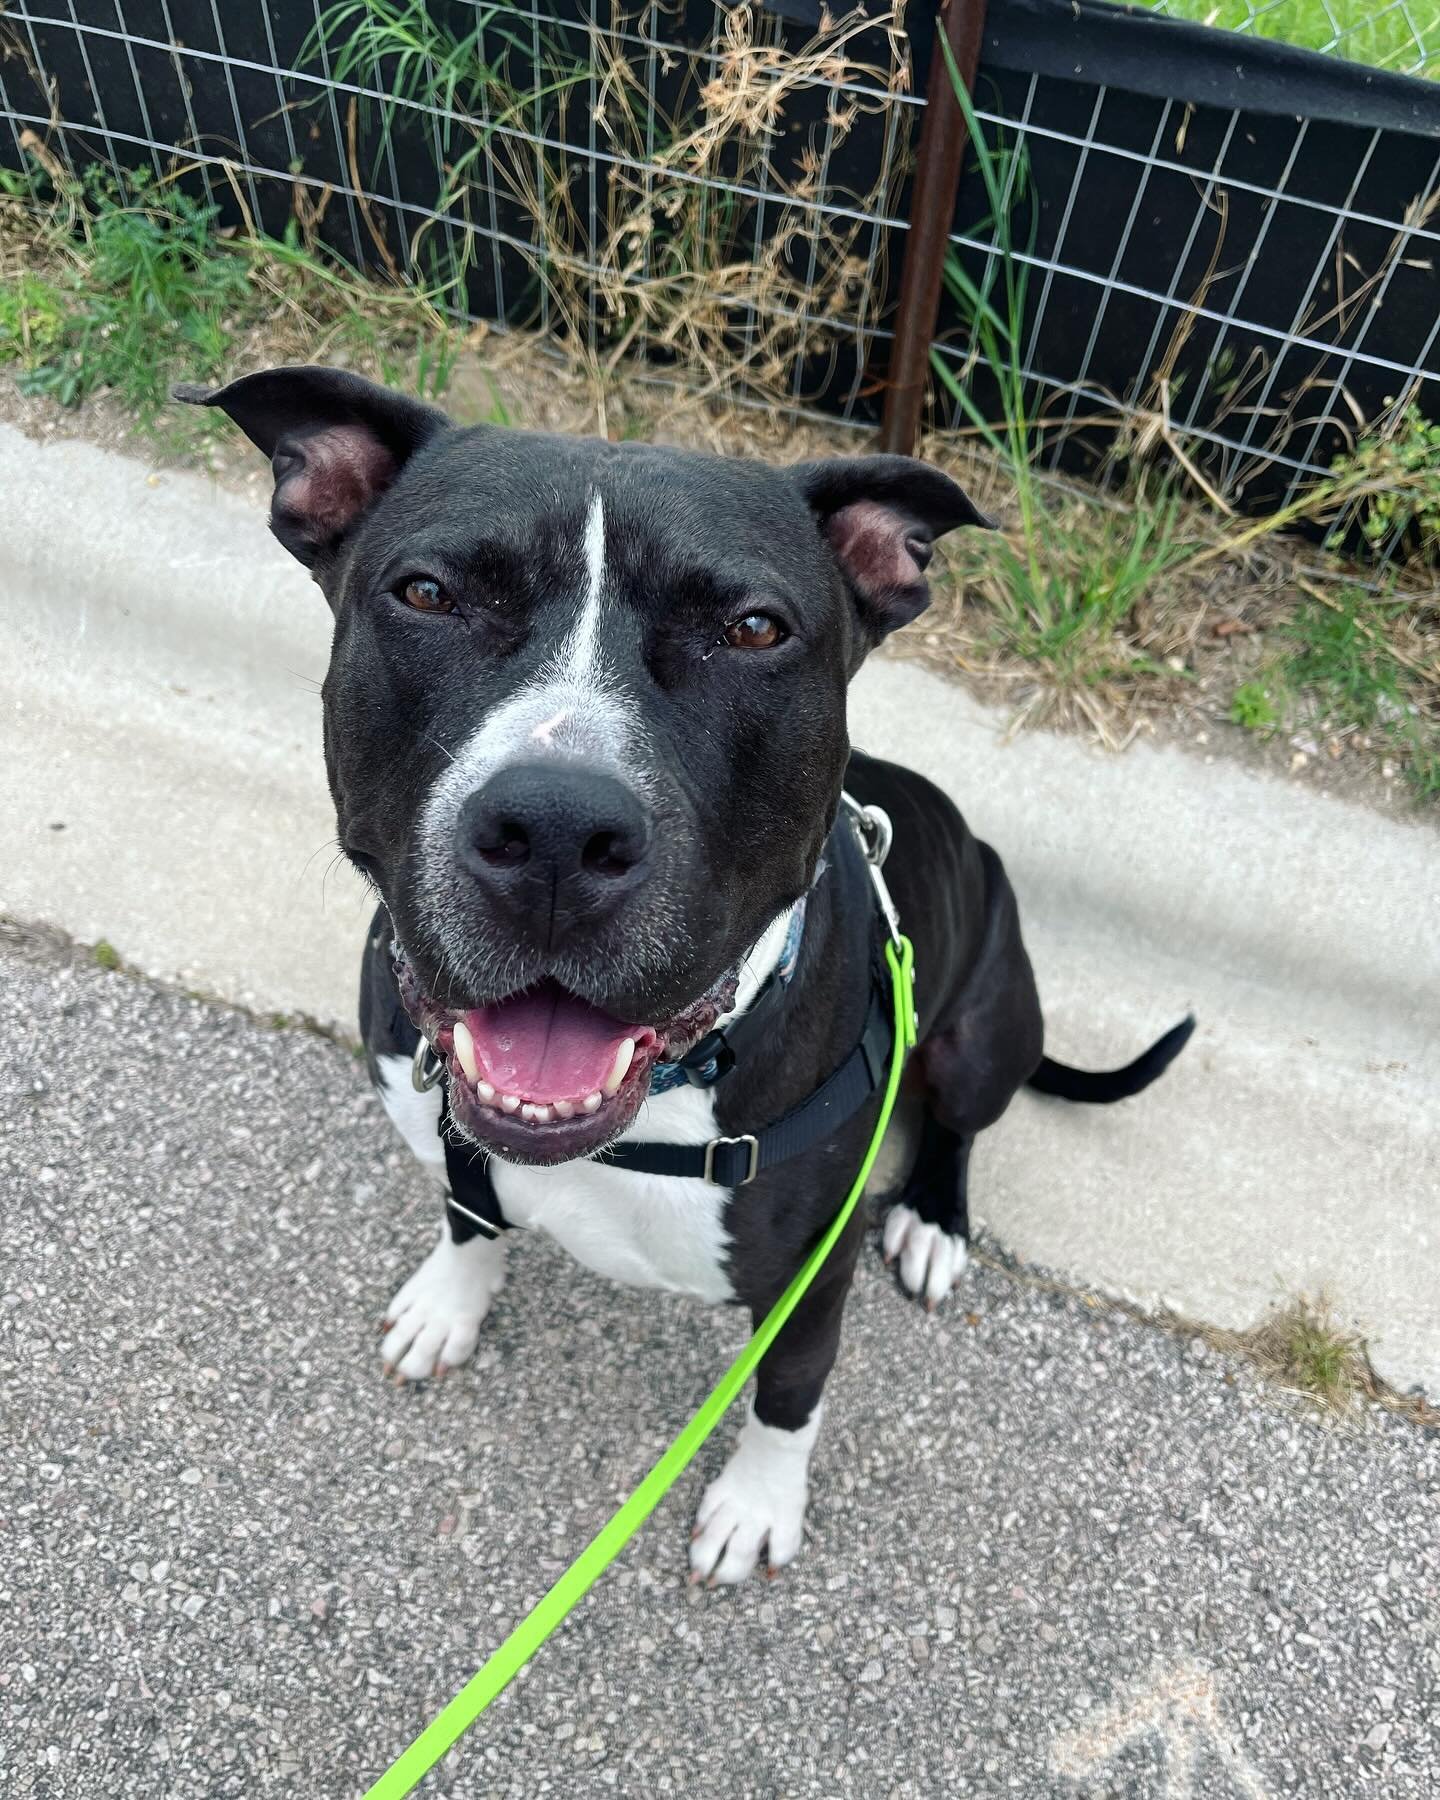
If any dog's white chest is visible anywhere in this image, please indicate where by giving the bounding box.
[489,1083,735,1302]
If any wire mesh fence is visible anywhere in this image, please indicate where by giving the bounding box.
[0,0,1436,563]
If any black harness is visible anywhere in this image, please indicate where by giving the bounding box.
[441,800,903,1243]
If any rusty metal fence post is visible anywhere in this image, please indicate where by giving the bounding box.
[878,0,990,456]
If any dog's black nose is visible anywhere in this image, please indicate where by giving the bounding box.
[456,762,653,937]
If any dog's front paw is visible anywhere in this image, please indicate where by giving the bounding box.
[688,1403,821,1586]
[882,1203,969,1310]
[380,1227,506,1383]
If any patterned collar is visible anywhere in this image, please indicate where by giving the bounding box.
[647,898,809,1096]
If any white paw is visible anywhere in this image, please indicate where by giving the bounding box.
[883,1203,969,1310]
[689,1402,822,1586]
[380,1227,506,1382]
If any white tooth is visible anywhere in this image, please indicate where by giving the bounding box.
[452,1020,480,1083]
[582,1091,603,1114]
[531,1104,553,1124]
[553,1099,575,1120]
[501,1094,521,1114]
[477,1080,496,1103]
[521,1104,538,1122]
[602,1037,636,1098]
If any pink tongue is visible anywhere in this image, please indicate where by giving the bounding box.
[462,985,635,1101]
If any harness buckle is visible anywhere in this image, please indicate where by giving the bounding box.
[703,1133,760,1186]
[411,1035,445,1093]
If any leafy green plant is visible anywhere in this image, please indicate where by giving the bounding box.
[1327,406,1440,568]
[1229,680,1280,731]
[0,150,473,432]
[12,168,249,419]
[0,271,67,366]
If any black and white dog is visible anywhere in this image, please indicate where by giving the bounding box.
[180,366,1191,1586]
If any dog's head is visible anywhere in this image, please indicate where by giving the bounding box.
[179,366,990,1162]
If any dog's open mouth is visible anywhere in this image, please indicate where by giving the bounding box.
[397,958,735,1164]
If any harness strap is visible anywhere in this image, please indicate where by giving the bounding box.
[441,1114,509,1241]
[596,960,893,1187]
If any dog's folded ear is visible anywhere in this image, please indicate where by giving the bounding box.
[792,455,995,643]
[173,365,451,567]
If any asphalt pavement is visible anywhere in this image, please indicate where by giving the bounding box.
[2,920,1436,1798]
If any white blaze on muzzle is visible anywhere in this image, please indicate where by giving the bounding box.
[421,488,645,851]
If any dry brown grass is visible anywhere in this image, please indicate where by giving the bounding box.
[509,2,908,431]
[1198,1296,1440,1430]
[353,0,913,443]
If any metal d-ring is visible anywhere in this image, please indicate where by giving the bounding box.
[840,792,902,950]
[411,1035,445,1093]
[839,791,893,868]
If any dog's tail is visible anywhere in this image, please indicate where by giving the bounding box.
[1027,1014,1196,1105]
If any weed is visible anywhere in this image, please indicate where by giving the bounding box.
[0,144,467,437]
[955,486,1198,688]
[91,939,121,971]
[1327,406,1440,571]
[1217,1296,1372,1415]
[1229,590,1440,798]
[1229,680,1279,731]
[920,49,1438,783]
[1284,594,1440,797]
[6,168,249,425]
[0,271,66,365]
[305,0,522,125]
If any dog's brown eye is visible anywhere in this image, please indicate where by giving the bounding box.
[400,577,454,614]
[723,612,785,650]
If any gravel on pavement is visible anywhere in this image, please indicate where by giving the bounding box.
[2,920,1436,1798]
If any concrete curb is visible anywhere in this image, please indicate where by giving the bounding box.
[3,423,1436,1393]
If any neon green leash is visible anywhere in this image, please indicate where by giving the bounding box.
[362,931,917,1800]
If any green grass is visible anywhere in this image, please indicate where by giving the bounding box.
[91,939,121,971]
[1149,0,1440,77]
[1,168,249,425]
[1243,1297,1371,1413]
[930,51,1204,691]
[955,487,1200,686]
[1229,590,1440,799]
[303,0,587,310]
[0,158,469,442]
